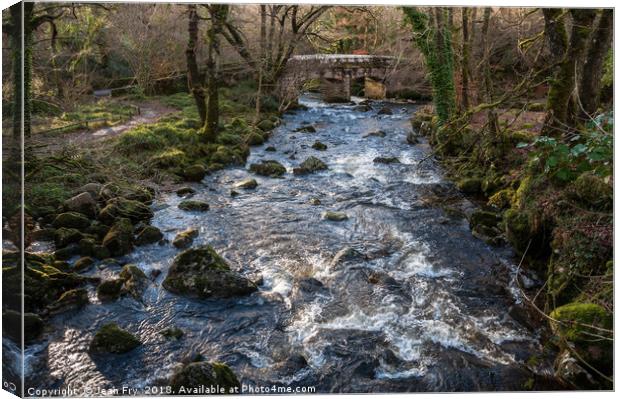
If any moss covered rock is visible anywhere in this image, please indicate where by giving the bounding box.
[173,228,199,249]
[52,212,91,230]
[293,157,328,175]
[246,132,265,146]
[74,256,95,272]
[102,218,134,256]
[469,210,500,230]
[99,198,154,224]
[160,327,184,340]
[323,211,348,221]
[170,361,240,394]
[183,164,207,182]
[97,279,124,302]
[162,246,257,298]
[178,200,210,212]
[63,192,99,219]
[312,141,327,151]
[488,188,515,209]
[373,156,401,164]
[2,310,44,343]
[504,209,533,253]
[135,225,163,246]
[119,264,149,299]
[54,227,84,248]
[176,187,196,197]
[47,288,89,314]
[572,172,612,210]
[249,160,286,177]
[233,178,258,190]
[457,178,482,194]
[89,323,140,354]
[257,120,275,131]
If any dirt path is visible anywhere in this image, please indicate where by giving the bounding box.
[29,100,177,154]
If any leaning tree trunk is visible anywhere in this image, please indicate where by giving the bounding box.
[543,9,597,136]
[578,9,613,120]
[186,4,207,124]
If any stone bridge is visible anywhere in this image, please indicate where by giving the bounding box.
[278,54,396,103]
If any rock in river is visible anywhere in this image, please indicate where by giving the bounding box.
[249,160,286,177]
[322,211,349,221]
[163,246,257,298]
[293,156,328,175]
[373,156,401,164]
[89,323,140,354]
[173,228,199,249]
[234,178,258,190]
[170,361,240,394]
[178,200,210,212]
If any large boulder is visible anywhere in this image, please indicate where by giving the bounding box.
[52,212,91,230]
[97,279,124,302]
[102,218,134,256]
[63,192,99,218]
[233,178,258,190]
[119,264,149,299]
[54,228,84,248]
[89,323,140,354]
[249,160,286,177]
[312,141,327,151]
[163,246,257,298]
[293,156,328,175]
[47,288,89,315]
[99,198,154,224]
[170,362,240,395]
[2,310,44,343]
[135,225,163,246]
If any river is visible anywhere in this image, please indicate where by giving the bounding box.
[21,94,559,393]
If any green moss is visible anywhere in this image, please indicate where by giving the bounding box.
[52,212,91,230]
[160,327,184,340]
[312,141,327,151]
[249,160,286,177]
[89,323,140,354]
[504,209,532,253]
[245,132,265,146]
[54,228,84,248]
[97,279,124,301]
[323,211,348,221]
[149,148,188,169]
[178,200,210,212]
[457,177,482,194]
[572,172,612,210]
[183,164,207,182]
[102,218,134,256]
[135,225,163,246]
[74,256,95,272]
[550,302,611,342]
[293,157,328,175]
[488,188,515,209]
[98,198,153,224]
[512,176,533,209]
[257,119,275,131]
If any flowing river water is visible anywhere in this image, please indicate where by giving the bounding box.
[18,95,561,393]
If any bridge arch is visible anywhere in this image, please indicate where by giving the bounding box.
[278,54,396,104]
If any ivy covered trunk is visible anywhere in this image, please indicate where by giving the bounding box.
[10,1,34,139]
[403,7,456,123]
[203,5,228,143]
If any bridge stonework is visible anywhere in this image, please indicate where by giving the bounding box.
[278,54,395,104]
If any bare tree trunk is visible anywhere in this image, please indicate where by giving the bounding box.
[578,9,613,119]
[186,4,206,124]
[460,7,470,111]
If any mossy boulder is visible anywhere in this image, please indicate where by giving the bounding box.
[176,187,196,197]
[173,228,199,249]
[512,176,533,209]
[170,361,240,394]
[457,178,482,194]
[160,327,184,340]
[178,200,210,212]
[183,164,207,182]
[149,148,188,169]
[323,211,348,221]
[102,218,134,256]
[135,225,163,246]
[295,125,316,133]
[469,210,500,230]
[504,209,533,253]
[363,130,386,138]
[99,183,153,204]
[2,310,44,343]
[488,188,515,209]
[89,323,140,354]
[54,227,84,248]
[63,192,100,218]
[249,160,286,177]
[257,119,275,131]
[162,246,257,298]
[246,132,265,146]
[572,173,612,210]
[52,212,91,230]
[119,264,149,299]
[550,302,612,372]
[293,156,328,175]
[233,178,258,190]
[97,279,124,302]
[373,156,400,164]
[74,256,95,272]
[312,141,327,151]
[265,146,277,152]
[210,147,237,165]
[99,198,153,224]
[377,106,393,115]
[47,288,89,314]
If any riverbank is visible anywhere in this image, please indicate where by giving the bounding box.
[410,105,613,389]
